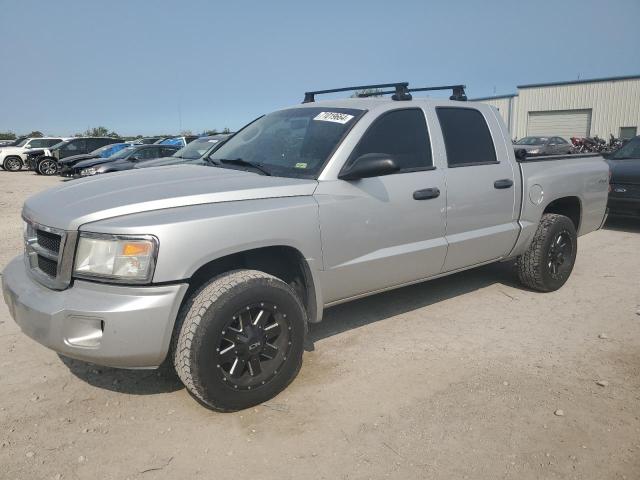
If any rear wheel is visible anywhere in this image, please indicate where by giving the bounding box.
[517,213,577,292]
[174,270,306,411]
[38,158,58,176]
[3,156,22,171]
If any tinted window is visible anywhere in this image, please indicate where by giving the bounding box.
[556,137,568,144]
[437,108,497,166]
[161,147,177,157]
[45,139,63,147]
[350,109,432,170]
[63,140,85,152]
[27,139,48,148]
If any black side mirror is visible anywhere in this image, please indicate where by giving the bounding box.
[339,153,400,180]
[514,149,528,161]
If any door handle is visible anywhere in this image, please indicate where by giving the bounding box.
[413,187,440,200]
[494,179,513,189]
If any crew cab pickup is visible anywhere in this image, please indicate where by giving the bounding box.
[2,83,609,412]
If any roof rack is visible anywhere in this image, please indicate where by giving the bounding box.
[357,84,467,101]
[302,82,411,103]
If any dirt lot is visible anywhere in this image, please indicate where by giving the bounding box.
[0,172,638,480]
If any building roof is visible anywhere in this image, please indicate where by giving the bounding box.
[518,74,640,89]
[470,93,518,101]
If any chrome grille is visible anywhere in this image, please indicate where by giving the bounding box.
[23,218,77,290]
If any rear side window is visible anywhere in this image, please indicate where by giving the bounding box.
[350,109,432,170]
[436,107,497,167]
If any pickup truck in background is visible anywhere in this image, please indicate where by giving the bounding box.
[605,135,640,217]
[0,137,68,171]
[2,82,609,412]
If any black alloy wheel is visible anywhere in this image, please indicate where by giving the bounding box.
[217,302,291,390]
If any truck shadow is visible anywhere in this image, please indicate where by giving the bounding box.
[59,355,183,395]
[309,261,520,344]
[60,261,521,395]
[603,216,640,233]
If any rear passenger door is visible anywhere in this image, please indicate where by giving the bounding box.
[316,108,448,303]
[436,107,519,272]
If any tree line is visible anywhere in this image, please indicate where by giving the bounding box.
[0,126,232,141]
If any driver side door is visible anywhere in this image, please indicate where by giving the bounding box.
[315,108,447,304]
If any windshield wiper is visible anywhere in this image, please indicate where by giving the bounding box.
[216,158,271,176]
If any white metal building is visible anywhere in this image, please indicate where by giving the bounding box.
[474,74,640,140]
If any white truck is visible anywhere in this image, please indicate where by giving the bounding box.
[0,137,68,171]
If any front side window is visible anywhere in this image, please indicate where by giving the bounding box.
[437,108,497,167]
[27,139,47,148]
[348,109,432,171]
[209,107,364,178]
[63,140,84,152]
[173,138,218,159]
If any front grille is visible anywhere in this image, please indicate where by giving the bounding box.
[37,255,58,277]
[36,230,61,253]
[23,219,75,290]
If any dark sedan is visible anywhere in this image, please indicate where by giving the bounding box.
[606,135,640,217]
[73,144,179,176]
[57,143,131,176]
[135,134,230,169]
[514,136,573,156]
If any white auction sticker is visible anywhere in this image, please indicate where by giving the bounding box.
[313,112,354,124]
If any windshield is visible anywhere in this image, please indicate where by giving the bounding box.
[106,146,136,160]
[516,137,548,145]
[50,140,68,150]
[611,137,640,159]
[16,139,30,147]
[173,138,220,159]
[209,107,364,178]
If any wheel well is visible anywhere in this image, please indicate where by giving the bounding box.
[184,246,317,323]
[543,196,581,231]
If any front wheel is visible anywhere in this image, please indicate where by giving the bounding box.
[38,158,58,176]
[3,156,23,171]
[174,270,306,411]
[517,213,577,292]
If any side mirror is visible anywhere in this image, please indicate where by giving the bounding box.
[338,153,400,181]
[514,148,528,161]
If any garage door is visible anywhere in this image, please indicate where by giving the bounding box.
[527,109,592,138]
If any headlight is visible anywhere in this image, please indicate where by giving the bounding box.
[80,167,97,176]
[73,233,158,283]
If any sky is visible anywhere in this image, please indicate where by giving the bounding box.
[1,0,639,137]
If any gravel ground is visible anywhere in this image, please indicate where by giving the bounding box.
[0,171,639,480]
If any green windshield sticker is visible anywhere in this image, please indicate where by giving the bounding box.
[295,162,308,169]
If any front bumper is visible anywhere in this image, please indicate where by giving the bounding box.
[2,256,188,368]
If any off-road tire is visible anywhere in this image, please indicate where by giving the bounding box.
[3,156,23,172]
[38,158,58,176]
[517,213,577,292]
[174,270,306,412]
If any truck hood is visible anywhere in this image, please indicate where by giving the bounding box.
[59,153,99,165]
[0,146,26,155]
[23,165,318,230]
[606,158,640,185]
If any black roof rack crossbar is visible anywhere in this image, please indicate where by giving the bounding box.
[303,82,411,103]
[357,84,467,101]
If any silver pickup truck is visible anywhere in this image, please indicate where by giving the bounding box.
[2,83,609,411]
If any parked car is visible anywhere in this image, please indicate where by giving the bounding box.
[135,134,230,169]
[158,135,200,147]
[27,137,124,175]
[72,144,180,176]
[57,143,132,176]
[513,136,573,156]
[605,135,640,217]
[131,137,165,145]
[0,137,68,171]
[2,82,608,412]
